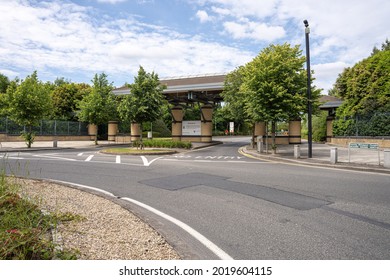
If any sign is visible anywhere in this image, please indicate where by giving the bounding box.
[229,122,234,133]
[182,121,201,136]
[349,143,379,150]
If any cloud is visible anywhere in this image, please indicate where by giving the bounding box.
[96,0,127,4]
[223,20,285,42]
[312,62,350,93]
[196,10,213,23]
[0,0,253,85]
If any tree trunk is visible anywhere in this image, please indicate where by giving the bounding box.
[94,126,98,145]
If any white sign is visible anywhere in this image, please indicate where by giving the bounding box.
[229,122,234,133]
[182,120,201,136]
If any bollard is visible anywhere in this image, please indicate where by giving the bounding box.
[330,147,338,164]
[384,150,390,168]
[257,136,263,153]
[294,145,300,159]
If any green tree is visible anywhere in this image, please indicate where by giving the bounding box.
[221,66,249,133]
[118,66,166,147]
[331,44,390,136]
[51,83,90,121]
[4,71,52,147]
[0,73,10,94]
[77,73,116,144]
[242,43,321,146]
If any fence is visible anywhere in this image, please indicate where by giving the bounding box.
[0,117,88,136]
[333,112,390,137]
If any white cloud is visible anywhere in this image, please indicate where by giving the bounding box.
[196,10,213,23]
[223,20,285,42]
[0,0,253,85]
[312,62,350,93]
[96,0,127,4]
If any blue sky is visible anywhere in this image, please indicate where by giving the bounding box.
[0,0,389,93]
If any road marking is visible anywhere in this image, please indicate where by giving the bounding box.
[120,197,233,260]
[77,152,84,156]
[45,179,233,260]
[116,155,121,164]
[85,155,94,161]
[33,154,77,161]
[141,156,162,166]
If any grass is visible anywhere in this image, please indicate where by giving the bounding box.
[102,138,192,155]
[0,174,79,260]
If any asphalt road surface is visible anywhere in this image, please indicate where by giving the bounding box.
[2,136,390,259]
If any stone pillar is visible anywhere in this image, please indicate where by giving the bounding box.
[326,116,334,142]
[289,119,301,144]
[201,104,213,143]
[108,121,118,141]
[130,123,141,142]
[254,122,266,140]
[88,124,97,141]
[171,106,183,141]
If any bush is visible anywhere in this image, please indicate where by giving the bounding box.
[133,139,192,149]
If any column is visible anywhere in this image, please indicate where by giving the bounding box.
[88,124,97,141]
[289,119,301,144]
[171,106,183,141]
[108,121,118,141]
[201,104,213,143]
[130,123,141,142]
[326,116,334,143]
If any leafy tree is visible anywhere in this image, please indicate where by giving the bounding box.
[241,43,321,146]
[0,73,10,94]
[51,83,90,121]
[4,71,52,147]
[331,43,390,136]
[221,66,249,133]
[77,73,116,144]
[118,66,166,147]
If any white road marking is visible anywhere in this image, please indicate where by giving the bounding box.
[85,155,94,162]
[45,179,233,260]
[116,155,121,164]
[77,153,84,156]
[141,156,162,166]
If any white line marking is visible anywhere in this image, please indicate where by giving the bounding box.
[44,179,233,260]
[47,179,116,197]
[116,155,121,164]
[77,153,84,156]
[141,156,162,166]
[85,155,94,162]
[120,197,233,260]
[33,154,77,161]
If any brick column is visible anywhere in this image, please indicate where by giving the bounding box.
[289,119,301,144]
[171,106,184,141]
[130,123,141,142]
[108,121,118,141]
[201,104,213,143]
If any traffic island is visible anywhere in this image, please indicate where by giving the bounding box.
[100,147,178,156]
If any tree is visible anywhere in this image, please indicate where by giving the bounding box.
[77,73,116,144]
[221,66,249,133]
[5,71,52,147]
[118,66,166,147]
[0,73,10,94]
[241,43,321,146]
[331,43,390,136]
[51,83,90,121]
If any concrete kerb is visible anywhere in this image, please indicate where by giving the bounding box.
[239,146,390,175]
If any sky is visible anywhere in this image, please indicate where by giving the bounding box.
[0,0,389,93]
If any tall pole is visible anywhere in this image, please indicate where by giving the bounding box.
[304,19,313,158]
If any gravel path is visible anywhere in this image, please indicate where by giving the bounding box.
[16,178,181,260]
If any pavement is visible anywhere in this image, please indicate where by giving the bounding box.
[240,141,390,174]
[1,139,389,174]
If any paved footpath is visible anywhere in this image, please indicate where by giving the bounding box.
[241,141,390,174]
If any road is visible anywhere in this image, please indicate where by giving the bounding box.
[1,136,390,259]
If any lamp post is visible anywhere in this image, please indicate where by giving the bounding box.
[304,19,313,158]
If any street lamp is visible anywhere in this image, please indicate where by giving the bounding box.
[304,19,313,158]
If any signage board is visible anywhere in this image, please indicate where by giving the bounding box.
[229,122,234,133]
[349,143,379,149]
[182,121,201,136]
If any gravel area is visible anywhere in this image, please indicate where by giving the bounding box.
[16,178,181,260]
